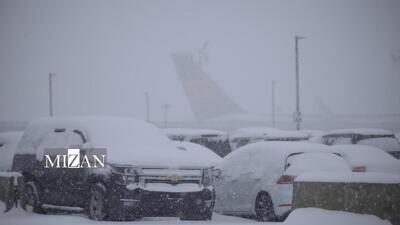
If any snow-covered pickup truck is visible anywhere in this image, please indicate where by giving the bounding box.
[11,117,215,221]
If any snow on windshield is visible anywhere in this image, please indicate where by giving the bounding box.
[285,152,351,176]
[357,137,400,152]
[222,142,333,176]
[330,145,400,174]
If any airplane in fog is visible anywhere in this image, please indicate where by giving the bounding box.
[171,46,400,131]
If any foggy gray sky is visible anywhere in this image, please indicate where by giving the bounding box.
[1,0,400,122]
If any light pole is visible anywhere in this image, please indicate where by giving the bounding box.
[162,104,171,128]
[48,73,55,117]
[145,92,150,122]
[271,81,277,128]
[294,36,305,130]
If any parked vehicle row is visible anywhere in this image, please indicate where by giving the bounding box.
[310,128,400,159]
[229,127,310,151]
[2,120,399,222]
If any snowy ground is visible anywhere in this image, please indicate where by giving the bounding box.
[0,203,278,225]
[0,203,391,225]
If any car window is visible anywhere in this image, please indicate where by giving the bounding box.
[236,138,250,148]
[324,136,352,145]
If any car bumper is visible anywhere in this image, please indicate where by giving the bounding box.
[109,186,215,217]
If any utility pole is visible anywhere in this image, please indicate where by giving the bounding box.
[49,73,55,117]
[145,92,150,122]
[162,104,171,128]
[271,81,277,128]
[294,36,305,130]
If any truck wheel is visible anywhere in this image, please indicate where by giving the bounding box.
[255,192,275,221]
[23,181,45,214]
[88,183,108,220]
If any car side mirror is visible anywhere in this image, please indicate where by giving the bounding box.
[212,168,222,178]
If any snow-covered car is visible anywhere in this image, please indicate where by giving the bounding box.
[229,127,309,151]
[213,142,350,221]
[12,117,215,221]
[311,128,400,159]
[301,129,324,140]
[0,131,22,171]
[329,145,400,173]
[173,141,222,167]
[163,128,230,157]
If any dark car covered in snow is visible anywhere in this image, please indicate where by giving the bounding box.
[312,128,400,159]
[12,117,215,221]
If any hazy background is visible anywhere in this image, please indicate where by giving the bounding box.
[1,0,400,124]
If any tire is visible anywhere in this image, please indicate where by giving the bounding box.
[23,181,45,214]
[87,183,108,221]
[180,208,213,221]
[255,192,275,222]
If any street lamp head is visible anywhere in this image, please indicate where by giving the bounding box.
[295,36,306,40]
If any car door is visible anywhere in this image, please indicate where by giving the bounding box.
[213,167,235,212]
[36,128,86,206]
[214,153,247,214]
[223,152,253,214]
[231,150,265,213]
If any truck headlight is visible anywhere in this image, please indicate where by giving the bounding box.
[112,166,140,185]
[202,168,212,187]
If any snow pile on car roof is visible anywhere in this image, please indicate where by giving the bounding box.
[330,145,400,174]
[322,128,394,136]
[223,142,332,174]
[173,141,221,167]
[296,172,400,184]
[0,132,22,171]
[357,137,400,152]
[163,128,227,139]
[284,208,391,225]
[17,117,213,167]
[163,128,226,136]
[230,127,309,139]
[285,152,351,176]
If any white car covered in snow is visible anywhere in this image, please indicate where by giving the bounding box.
[0,131,22,171]
[311,128,400,159]
[229,127,309,151]
[213,142,351,221]
[329,145,400,173]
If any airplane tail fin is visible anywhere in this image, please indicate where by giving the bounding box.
[171,53,245,120]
